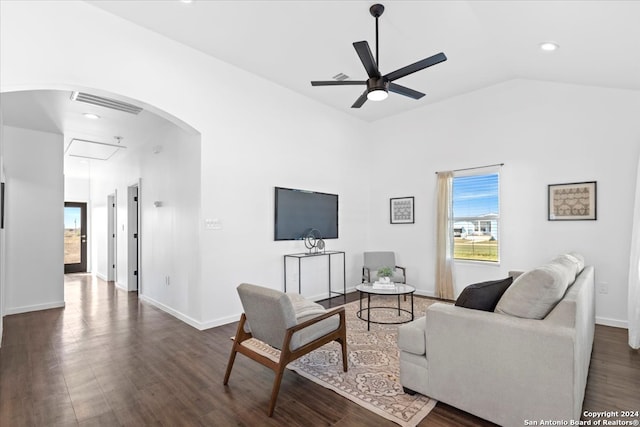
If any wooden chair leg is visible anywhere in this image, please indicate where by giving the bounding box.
[223,346,237,385]
[340,338,348,372]
[267,363,287,417]
[224,314,250,386]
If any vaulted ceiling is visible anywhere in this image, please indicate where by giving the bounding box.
[2,1,639,178]
[87,0,640,122]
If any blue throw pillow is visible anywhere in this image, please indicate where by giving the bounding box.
[455,277,514,312]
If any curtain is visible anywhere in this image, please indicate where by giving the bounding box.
[629,155,640,349]
[436,171,455,300]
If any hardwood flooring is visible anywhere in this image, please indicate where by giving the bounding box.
[0,274,638,426]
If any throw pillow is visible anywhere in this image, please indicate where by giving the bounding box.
[495,263,571,319]
[549,255,579,286]
[566,252,585,274]
[455,277,514,312]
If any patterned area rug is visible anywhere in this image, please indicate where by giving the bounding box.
[240,296,439,427]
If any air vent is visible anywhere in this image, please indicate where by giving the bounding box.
[332,73,350,81]
[65,138,127,161]
[70,92,143,115]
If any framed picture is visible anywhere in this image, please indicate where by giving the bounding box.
[390,196,414,224]
[548,181,597,221]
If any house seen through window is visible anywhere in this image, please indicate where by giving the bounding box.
[452,172,500,262]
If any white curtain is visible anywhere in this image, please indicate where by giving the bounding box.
[629,155,640,349]
[436,171,455,300]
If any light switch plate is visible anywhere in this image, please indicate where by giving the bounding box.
[205,218,222,230]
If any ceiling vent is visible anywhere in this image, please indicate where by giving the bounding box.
[332,73,350,81]
[70,91,143,115]
[65,138,127,161]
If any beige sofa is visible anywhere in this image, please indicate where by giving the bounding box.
[398,257,595,426]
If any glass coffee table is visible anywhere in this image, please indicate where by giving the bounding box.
[355,283,416,331]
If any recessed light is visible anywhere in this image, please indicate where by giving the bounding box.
[539,42,559,52]
[83,113,100,120]
[180,0,194,4]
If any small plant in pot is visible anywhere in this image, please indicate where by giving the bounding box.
[377,266,393,283]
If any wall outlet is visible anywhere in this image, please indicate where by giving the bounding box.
[165,276,170,286]
[598,282,608,294]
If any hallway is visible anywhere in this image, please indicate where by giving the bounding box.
[0,275,230,426]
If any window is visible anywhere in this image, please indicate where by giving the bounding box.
[452,172,500,262]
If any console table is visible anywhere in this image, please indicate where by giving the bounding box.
[284,251,346,301]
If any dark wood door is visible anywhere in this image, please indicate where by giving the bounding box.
[64,202,87,273]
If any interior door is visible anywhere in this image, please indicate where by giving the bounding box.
[64,202,87,273]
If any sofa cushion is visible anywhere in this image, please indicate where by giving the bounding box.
[495,259,575,319]
[550,254,579,286]
[455,277,513,312]
[566,252,585,274]
[398,317,427,355]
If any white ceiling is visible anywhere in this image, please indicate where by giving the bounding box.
[2,1,639,178]
[86,0,640,122]
[0,90,175,178]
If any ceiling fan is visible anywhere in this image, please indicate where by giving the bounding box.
[311,3,447,108]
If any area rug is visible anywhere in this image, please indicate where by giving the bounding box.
[240,296,439,427]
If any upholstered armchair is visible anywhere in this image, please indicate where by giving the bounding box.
[362,251,406,283]
[223,283,347,416]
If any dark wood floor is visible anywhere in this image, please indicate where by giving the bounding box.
[0,275,638,426]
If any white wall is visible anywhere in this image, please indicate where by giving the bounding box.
[2,126,64,315]
[3,1,636,330]
[89,120,203,324]
[89,141,142,290]
[65,176,90,202]
[368,79,640,327]
[0,1,368,328]
[138,127,201,322]
[0,110,5,344]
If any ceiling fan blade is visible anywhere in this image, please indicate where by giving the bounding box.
[353,41,380,78]
[389,83,425,99]
[311,80,367,86]
[384,52,447,82]
[351,90,368,108]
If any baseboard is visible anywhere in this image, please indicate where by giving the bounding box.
[596,316,628,329]
[144,287,442,331]
[139,294,206,330]
[115,282,128,292]
[305,285,358,303]
[5,301,65,315]
[198,314,245,330]
[95,272,108,281]
[414,289,437,298]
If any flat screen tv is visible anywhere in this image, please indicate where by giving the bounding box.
[274,187,338,241]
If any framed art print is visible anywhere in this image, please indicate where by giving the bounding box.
[548,181,597,221]
[390,196,414,224]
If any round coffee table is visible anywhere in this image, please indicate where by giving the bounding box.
[355,283,416,331]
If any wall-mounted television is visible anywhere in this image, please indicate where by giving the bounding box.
[274,187,338,241]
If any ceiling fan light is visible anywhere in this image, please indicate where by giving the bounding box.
[539,41,559,52]
[367,89,388,101]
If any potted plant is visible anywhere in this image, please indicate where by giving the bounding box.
[377,266,393,283]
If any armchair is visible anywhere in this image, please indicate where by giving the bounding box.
[362,251,406,283]
[223,283,347,416]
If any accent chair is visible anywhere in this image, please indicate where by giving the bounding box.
[223,283,347,416]
[362,251,406,283]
